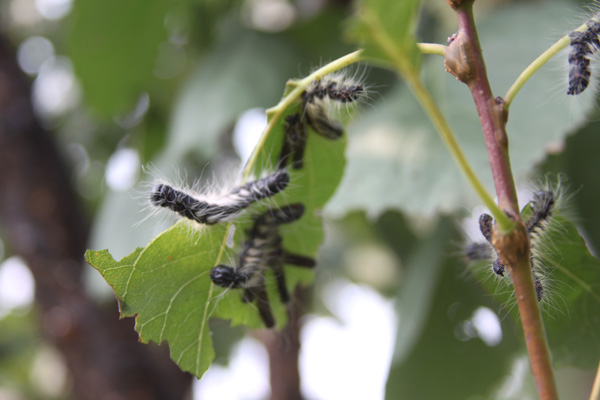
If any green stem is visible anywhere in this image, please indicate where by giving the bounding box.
[417,43,447,56]
[505,17,598,108]
[242,50,365,179]
[408,71,510,228]
[360,12,511,229]
[504,36,569,108]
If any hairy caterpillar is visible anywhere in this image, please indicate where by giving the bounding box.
[150,170,289,225]
[465,190,558,302]
[210,203,315,327]
[526,190,556,301]
[473,213,507,277]
[278,70,367,169]
[527,190,556,234]
[567,18,600,95]
[302,72,365,139]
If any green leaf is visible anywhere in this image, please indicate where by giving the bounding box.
[385,218,521,400]
[388,218,452,365]
[533,214,600,368]
[327,0,596,218]
[69,0,172,115]
[86,69,351,377]
[349,0,421,68]
[85,224,224,378]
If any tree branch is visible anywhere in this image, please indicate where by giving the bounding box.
[444,2,559,399]
[256,287,306,400]
[0,34,191,399]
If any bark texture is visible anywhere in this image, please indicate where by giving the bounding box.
[0,35,192,399]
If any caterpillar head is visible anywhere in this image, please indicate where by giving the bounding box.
[210,265,247,288]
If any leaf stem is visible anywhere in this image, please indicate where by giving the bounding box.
[417,43,447,56]
[407,72,510,228]
[505,18,598,108]
[504,36,569,108]
[359,10,510,229]
[242,50,365,179]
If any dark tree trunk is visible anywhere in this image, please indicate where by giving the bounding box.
[257,287,305,400]
[0,35,192,399]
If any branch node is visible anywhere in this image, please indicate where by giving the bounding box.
[444,32,477,83]
[446,0,475,11]
[492,218,529,271]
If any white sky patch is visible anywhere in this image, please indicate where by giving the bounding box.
[29,346,68,397]
[193,337,269,400]
[300,280,397,400]
[244,0,296,32]
[17,36,55,75]
[471,306,502,346]
[35,0,72,20]
[0,256,35,319]
[10,0,43,27]
[105,148,140,191]
[232,108,267,165]
[32,56,80,118]
[192,280,396,400]
[456,306,503,347]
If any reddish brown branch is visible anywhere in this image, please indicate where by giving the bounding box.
[0,35,191,399]
[444,3,559,399]
[445,5,518,216]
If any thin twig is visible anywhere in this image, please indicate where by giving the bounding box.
[417,43,447,56]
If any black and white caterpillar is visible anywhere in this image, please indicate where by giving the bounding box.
[278,71,366,169]
[567,19,600,95]
[150,170,289,225]
[465,190,557,302]
[210,203,315,327]
[302,73,365,140]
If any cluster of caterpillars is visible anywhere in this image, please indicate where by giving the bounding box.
[278,74,364,169]
[150,170,314,327]
[210,204,315,327]
[149,70,364,327]
[466,190,556,302]
[567,18,600,95]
